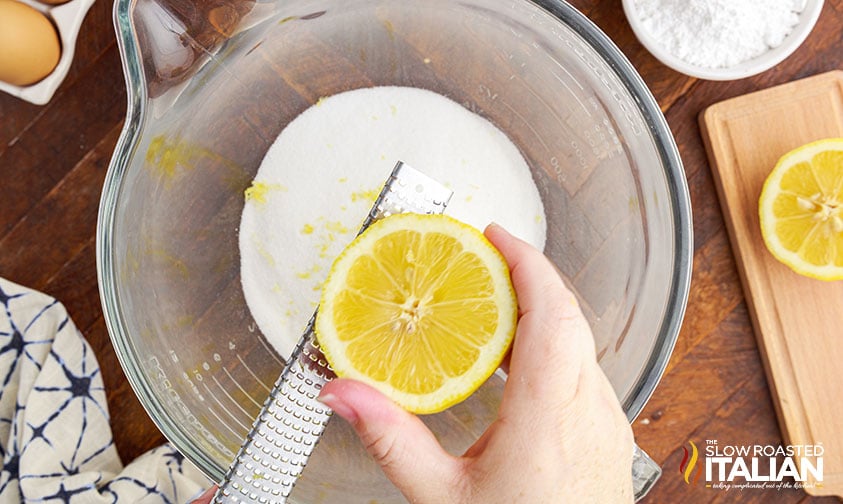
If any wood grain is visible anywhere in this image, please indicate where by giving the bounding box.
[700,71,843,497]
[1,0,843,502]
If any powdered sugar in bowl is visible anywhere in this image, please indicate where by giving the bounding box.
[623,0,824,80]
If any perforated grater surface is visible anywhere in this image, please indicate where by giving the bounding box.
[214,162,454,503]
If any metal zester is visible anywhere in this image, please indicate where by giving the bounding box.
[214,162,454,503]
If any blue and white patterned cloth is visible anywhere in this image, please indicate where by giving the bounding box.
[0,278,210,503]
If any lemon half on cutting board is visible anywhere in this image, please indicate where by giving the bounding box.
[759,138,843,281]
[315,213,517,414]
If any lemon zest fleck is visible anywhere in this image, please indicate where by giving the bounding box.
[245,181,287,204]
[351,187,381,203]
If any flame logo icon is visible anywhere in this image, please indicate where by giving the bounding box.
[679,441,703,485]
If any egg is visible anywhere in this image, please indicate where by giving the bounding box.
[0,0,61,87]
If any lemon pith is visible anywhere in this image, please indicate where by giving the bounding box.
[759,138,843,281]
[315,213,517,414]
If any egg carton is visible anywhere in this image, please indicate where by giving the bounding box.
[0,0,95,105]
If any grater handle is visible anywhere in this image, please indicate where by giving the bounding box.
[632,443,661,501]
[214,162,452,503]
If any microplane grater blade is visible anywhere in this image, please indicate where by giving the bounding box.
[214,162,453,503]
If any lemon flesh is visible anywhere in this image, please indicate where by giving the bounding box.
[759,138,843,281]
[315,213,517,414]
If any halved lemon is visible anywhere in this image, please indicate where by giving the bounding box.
[759,138,843,281]
[315,213,517,414]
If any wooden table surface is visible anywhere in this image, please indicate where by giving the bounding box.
[1,1,842,502]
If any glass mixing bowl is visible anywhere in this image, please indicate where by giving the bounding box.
[98,0,692,501]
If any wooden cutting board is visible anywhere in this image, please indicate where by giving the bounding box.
[699,70,843,497]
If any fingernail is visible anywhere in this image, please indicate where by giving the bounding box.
[486,221,511,236]
[485,221,501,236]
[318,393,359,424]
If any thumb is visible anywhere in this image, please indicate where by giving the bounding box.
[319,379,462,502]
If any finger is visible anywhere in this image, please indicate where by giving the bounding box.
[484,222,595,362]
[484,223,597,405]
[319,379,463,503]
[485,223,572,320]
[499,346,512,375]
[189,485,217,504]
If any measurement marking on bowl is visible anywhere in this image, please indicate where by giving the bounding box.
[236,354,273,393]
[210,375,255,417]
[546,51,585,90]
[203,398,245,438]
[569,140,588,170]
[550,69,591,118]
[219,368,264,408]
[181,372,205,402]
[498,100,550,153]
[202,381,251,432]
[478,84,498,101]
[524,79,587,148]
[546,22,646,138]
[255,335,286,366]
[147,356,234,457]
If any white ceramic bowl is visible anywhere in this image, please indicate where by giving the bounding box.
[623,0,824,80]
[0,0,94,105]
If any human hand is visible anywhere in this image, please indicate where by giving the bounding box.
[318,223,634,503]
[189,485,216,503]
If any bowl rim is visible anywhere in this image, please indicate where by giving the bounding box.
[98,0,228,477]
[98,0,694,483]
[534,0,692,425]
[622,0,825,81]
